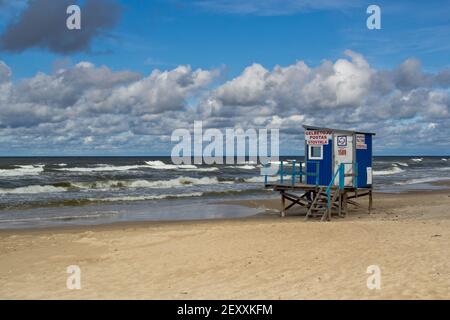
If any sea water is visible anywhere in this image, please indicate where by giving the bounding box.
[0,156,448,229]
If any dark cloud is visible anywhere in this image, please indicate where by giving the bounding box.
[393,58,431,91]
[436,69,450,87]
[0,0,121,54]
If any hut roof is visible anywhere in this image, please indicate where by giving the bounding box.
[302,125,376,136]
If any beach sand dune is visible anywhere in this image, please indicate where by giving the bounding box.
[0,190,449,299]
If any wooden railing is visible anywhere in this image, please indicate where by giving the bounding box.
[263,160,320,186]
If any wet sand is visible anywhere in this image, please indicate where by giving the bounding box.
[0,187,449,299]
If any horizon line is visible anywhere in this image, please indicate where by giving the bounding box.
[0,154,448,158]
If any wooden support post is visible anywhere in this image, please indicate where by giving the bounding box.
[281,191,286,217]
[368,189,373,214]
[299,161,303,183]
[291,160,296,187]
[343,192,348,217]
[321,209,328,222]
[338,191,342,217]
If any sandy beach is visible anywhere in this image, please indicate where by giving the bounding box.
[0,188,449,299]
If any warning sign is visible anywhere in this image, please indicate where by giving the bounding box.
[337,136,347,147]
[356,134,367,150]
[305,130,331,145]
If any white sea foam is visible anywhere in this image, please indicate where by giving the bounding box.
[70,176,225,190]
[244,175,290,183]
[262,161,305,168]
[0,165,44,177]
[394,162,409,167]
[0,173,317,191]
[94,192,204,202]
[56,164,146,172]
[394,177,449,185]
[411,158,423,162]
[70,180,129,190]
[0,185,66,194]
[189,167,219,172]
[0,212,118,223]
[129,176,221,188]
[231,165,256,170]
[373,166,405,176]
[145,160,178,170]
[0,176,229,194]
[55,161,219,173]
[178,165,199,169]
[266,160,293,166]
[145,160,218,172]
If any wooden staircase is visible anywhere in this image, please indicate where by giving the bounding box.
[272,163,373,221]
[305,187,342,221]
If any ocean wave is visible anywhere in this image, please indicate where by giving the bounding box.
[92,188,261,203]
[394,162,409,167]
[230,165,256,170]
[0,187,261,210]
[244,175,290,183]
[53,177,220,191]
[93,192,205,202]
[0,165,45,177]
[55,164,146,172]
[129,176,223,188]
[267,161,293,167]
[0,211,118,223]
[186,167,219,172]
[0,185,66,194]
[74,176,225,190]
[145,160,183,170]
[394,177,450,185]
[144,160,218,172]
[411,158,423,162]
[373,166,405,176]
[442,158,448,161]
[0,188,261,211]
[54,162,219,173]
[0,177,231,194]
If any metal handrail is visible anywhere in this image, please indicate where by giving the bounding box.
[326,162,359,209]
[326,164,343,209]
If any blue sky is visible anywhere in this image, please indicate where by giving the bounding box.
[0,0,449,155]
[4,0,450,78]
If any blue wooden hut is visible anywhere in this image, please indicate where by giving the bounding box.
[303,125,375,188]
[265,125,375,221]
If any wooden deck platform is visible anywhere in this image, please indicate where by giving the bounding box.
[265,183,373,221]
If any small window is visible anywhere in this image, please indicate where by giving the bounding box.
[309,145,323,160]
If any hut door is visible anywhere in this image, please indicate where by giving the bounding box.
[333,134,354,187]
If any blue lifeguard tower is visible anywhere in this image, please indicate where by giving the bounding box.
[265,125,375,221]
